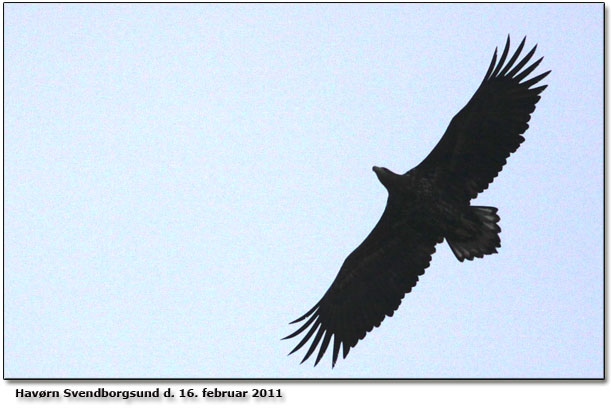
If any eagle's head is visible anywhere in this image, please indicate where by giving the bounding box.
[372,166,388,177]
[373,166,399,191]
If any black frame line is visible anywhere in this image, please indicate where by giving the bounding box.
[2,1,606,382]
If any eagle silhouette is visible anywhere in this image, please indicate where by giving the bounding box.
[284,36,550,367]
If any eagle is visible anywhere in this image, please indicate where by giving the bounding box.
[284,36,550,367]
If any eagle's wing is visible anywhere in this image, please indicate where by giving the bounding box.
[284,203,441,367]
[415,36,550,200]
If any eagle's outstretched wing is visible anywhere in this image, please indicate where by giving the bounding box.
[284,203,441,367]
[415,36,550,200]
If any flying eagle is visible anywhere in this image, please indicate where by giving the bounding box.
[283,36,550,368]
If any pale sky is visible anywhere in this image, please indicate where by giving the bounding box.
[4,3,603,378]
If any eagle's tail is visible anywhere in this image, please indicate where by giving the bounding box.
[447,206,501,262]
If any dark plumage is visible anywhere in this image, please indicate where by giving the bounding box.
[284,36,550,367]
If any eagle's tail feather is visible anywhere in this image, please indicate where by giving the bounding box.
[447,206,501,262]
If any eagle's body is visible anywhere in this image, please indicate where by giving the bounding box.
[284,36,550,367]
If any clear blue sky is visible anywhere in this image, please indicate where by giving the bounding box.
[4,3,602,378]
